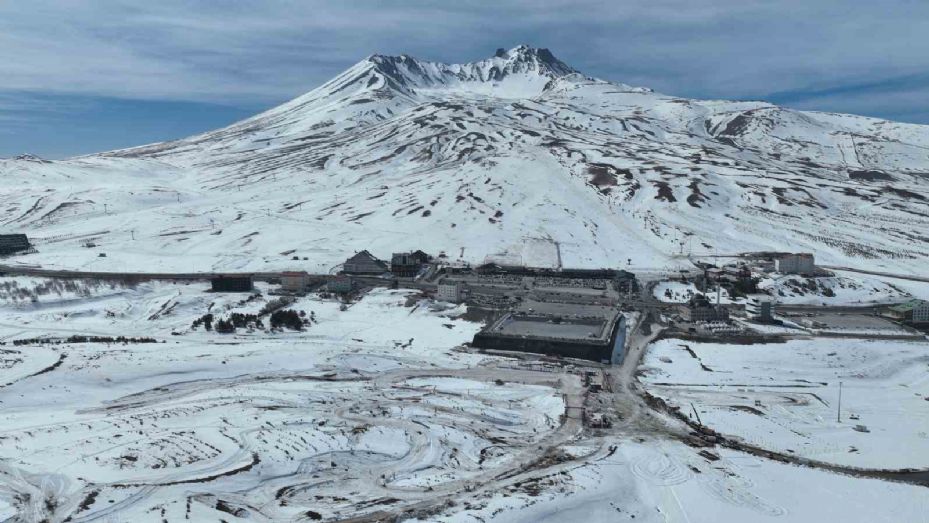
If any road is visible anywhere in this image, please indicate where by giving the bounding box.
[823,265,929,283]
[0,264,448,295]
[777,303,890,313]
[0,264,321,283]
[609,307,929,488]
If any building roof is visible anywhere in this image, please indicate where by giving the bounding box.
[391,252,425,265]
[888,299,927,312]
[346,250,386,266]
[688,294,713,308]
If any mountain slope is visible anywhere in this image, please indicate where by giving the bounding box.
[2,45,929,274]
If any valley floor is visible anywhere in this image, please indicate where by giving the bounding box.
[0,278,926,522]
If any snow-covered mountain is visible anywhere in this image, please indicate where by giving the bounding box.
[2,45,929,274]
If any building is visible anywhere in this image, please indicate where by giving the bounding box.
[697,321,743,335]
[468,264,638,293]
[775,253,815,275]
[280,271,310,293]
[613,270,638,294]
[472,311,626,364]
[437,280,464,303]
[211,275,253,293]
[390,250,430,277]
[342,250,388,275]
[681,295,729,323]
[683,306,729,323]
[474,264,630,280]
[327,275,354,293]
[885,299,929,323]
[745,294,776,322]
[0,234,31,256]
[586,412,610,428]
[885,301,913,321]
[914,301,929,324]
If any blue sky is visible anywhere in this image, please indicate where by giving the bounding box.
[2,0,928,158]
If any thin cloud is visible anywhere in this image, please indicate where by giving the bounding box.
[1,1,926,105]
[0,0,927,157]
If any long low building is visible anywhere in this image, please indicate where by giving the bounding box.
[210,275,254,292]
[471,310,626,364]
[0,234,31,256]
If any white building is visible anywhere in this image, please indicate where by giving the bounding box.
[914,300,929,324]
[437,280,464,303]
[745,294,776,322]
[775,253,815,274]
[280,271,310,293]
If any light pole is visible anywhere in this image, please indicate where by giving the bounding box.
[836,381,843,423]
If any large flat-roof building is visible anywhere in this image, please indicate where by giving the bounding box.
[472,310,626,364]
[456,264,637,295]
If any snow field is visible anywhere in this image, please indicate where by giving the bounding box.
[653,280,742,304]
[641,338,929,469]
[409,440,929,523]
[759,273,912,305]
[0,283,582,521]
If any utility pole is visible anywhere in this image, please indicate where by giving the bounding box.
[690,402,702,424]
[836,381,843,423]
[103,203,108,214]
[131,229,135,240]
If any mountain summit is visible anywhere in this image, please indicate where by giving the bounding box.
[3,47,929,275]
[339,45,584,99]
[368,45,578,84]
